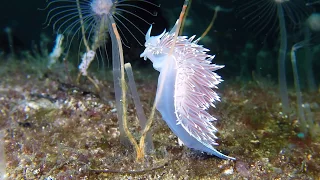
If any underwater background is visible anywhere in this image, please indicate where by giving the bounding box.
[0,0,320,179]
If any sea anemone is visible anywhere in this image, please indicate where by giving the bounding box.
[235,0,310,113]
[44,0,157,54]
[43,0,158,150]
[236,0,309,37]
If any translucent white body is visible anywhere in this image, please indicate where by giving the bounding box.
[141,23,235,160]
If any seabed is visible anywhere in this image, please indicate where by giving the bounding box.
[0,57,319,179]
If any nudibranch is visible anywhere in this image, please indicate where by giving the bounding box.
[140,21,235,160]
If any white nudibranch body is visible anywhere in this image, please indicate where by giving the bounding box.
[79,50,96,76]
[140,21,235,160]
[48,34,64,68]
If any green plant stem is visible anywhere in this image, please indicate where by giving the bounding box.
[76,0,90,52]
[108,14,133,148]
[277,4,290,114]
[124,63,154,152]
[291,43,307,133]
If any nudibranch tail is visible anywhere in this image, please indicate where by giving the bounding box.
[140,21,235,160]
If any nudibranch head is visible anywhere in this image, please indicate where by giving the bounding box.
[140,25,168,71]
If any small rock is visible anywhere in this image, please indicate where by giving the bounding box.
[26,98,57,110]
[273,167,282,174]
[222,167,234,175]
[236,161,250,177]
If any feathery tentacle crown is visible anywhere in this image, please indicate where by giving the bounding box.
[44,0,156,50]
[141,23,226,151]
[91,0,113,16]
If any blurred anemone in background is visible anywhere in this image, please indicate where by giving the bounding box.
[234,0,311,38]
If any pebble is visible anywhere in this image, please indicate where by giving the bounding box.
[223,167,234,175]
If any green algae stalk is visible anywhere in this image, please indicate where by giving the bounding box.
[0,130,7,179]
[124,63,154,152]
